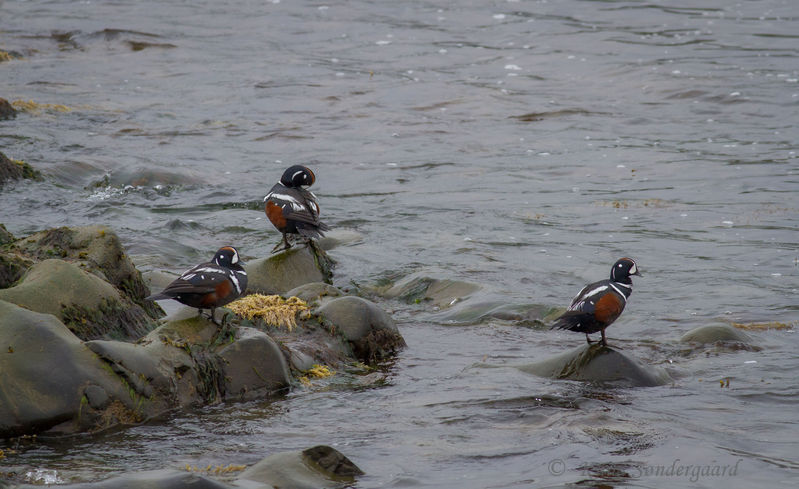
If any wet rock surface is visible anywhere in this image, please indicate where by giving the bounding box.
[516,343,673,388]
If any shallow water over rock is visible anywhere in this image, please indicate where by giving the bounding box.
[1,0,798,487]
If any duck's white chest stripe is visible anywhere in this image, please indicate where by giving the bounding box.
[265,192,305,212]
[609,282,630,301]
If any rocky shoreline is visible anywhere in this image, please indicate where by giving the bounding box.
[0,225,404,440]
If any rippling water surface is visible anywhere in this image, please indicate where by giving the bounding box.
[1,0,798,487]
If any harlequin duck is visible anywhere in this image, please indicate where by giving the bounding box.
[263,165,330,252]
[146,246,247,323]
[551,257,640,346]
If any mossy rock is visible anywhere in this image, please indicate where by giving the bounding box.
[0,150,41,185]
[13,225,162,318]
[0,249,33,289]
[0,259,154,341]
[0,300,136,437]
[517,344,672,387]
[246,245,334,295]
[0,223,14,245]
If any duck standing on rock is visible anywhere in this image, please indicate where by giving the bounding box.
[146,246,247,324]
[263,165,330,252]
[551,257,640,346]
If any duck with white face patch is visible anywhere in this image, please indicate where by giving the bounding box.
[550,257,641,346]
[146,246,247,324]
[263,165,330,253]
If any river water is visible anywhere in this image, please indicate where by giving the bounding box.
[1,0,798,487]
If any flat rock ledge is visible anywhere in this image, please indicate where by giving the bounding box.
[0,226,404,437]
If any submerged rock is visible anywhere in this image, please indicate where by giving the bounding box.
[379,272,481,308]
[239,445,363,489]
[517,344,672,387]
[680,324,754,345]
[5,446,361,489]
[438,300,563,325]
[246,244,334,295]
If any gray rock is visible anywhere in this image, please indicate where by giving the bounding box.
[316,296,405,362]
[517,344,672,387]
[317,296,397,341]
[0,259,154,341]
[246,245,333,295]
[680,324,754,345]
[219,327,291,401]
[238,445,362,489]
[86,340,172,395]
[82,385,110,410]
[0,300,134,437]
[284,282,343,304]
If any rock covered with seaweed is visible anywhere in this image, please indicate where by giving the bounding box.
[0,225,404,437]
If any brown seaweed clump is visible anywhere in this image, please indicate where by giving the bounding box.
[11,99,72,114]
[226,294,310,330]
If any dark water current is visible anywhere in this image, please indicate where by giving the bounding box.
[1,0,798,487]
